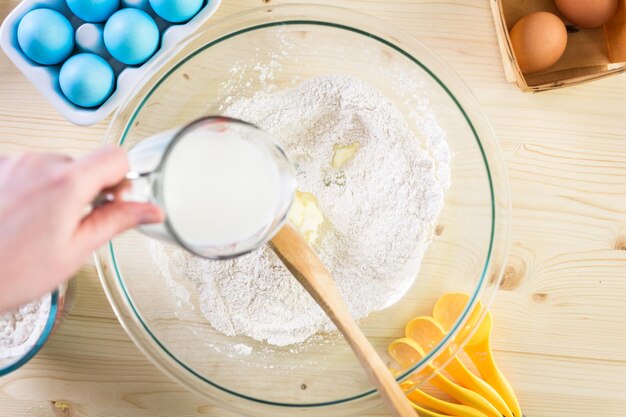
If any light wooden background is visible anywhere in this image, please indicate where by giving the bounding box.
[2,0,626,416]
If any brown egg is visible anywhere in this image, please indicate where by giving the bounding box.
[510,12,568,74]
[555,0,618,29]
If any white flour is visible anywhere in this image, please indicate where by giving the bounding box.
[150,75,450,346]
[0,293,51,359]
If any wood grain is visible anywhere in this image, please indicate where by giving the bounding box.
[1,0,626,417]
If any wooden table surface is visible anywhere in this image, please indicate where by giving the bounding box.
[2,0,626,416]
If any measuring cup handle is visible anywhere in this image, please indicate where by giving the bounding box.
[92,171,154,208]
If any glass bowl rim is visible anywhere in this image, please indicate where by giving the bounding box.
[98,3,510,410]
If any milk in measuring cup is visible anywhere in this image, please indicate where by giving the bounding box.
[162,130,283,246]
[126,121,292,255]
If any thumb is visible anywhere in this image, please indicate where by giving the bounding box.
[75,202,164,251]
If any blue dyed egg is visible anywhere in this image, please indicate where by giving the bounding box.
[17,9,74,65]
[66,0,119,23]
[149,0,203,23]
[59,53,114,107]
[103,9,159,65]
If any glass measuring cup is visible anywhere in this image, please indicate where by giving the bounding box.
[112,116,296,259]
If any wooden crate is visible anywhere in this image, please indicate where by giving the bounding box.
[490,0,626,91]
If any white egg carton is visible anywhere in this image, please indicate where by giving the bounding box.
[0,0,221,125]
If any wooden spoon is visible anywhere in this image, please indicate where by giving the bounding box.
[270,223,415,417]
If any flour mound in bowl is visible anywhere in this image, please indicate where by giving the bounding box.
[0,293,51,360]
[150,75,450,346]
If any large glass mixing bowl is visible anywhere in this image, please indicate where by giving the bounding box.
[95,4,510,416]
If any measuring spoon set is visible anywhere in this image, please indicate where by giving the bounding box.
[388,293,523,417]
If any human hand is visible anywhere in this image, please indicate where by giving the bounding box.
[0,146,164,312]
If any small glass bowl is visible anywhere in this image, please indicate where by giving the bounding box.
[0,280,75,376]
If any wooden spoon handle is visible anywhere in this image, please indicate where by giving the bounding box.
[270,223,415,417]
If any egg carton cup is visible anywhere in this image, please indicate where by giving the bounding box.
[0,0,221,125]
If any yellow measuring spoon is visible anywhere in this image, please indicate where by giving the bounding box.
[433,293,523,417]
[400,381,489,417]
[407,400,454,417]
[406,316,513,417]
[388,338,501,417]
